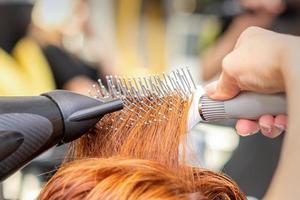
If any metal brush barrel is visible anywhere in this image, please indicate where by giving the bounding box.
[199,92,286,121]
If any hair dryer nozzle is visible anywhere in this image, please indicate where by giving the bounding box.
[43,90,123,143]
[68,99,123,122]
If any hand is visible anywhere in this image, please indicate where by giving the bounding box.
[206,27,300,199]
[205,27,288,138]
[239,0,285,15]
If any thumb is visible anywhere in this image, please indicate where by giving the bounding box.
[205,72,241,100]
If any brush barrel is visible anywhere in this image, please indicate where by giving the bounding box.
[199,92,286,121]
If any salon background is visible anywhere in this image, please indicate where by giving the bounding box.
[0,0,299,199]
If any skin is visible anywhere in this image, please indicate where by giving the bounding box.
[201,12,275,81]
[205,26,300,199]
[201,0,285,82]
[206,27,288,137]
[239,0,285,15]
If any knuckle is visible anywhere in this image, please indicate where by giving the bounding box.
[222,54,231,69]
[222,54,236,75]
[242,26,263,37]
[237,26,265,45]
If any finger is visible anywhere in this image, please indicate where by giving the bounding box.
[236,119,260,136]
[274,114,287,131]
[259,115,282,138]
[205,72,240,100]
[262,0,285,14]
[259,115,274,137]
[205,81,218,97]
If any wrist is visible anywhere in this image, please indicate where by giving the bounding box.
[280,35,300,86]
[264,34,300,200]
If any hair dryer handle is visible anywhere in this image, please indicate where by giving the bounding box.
[200,92,286,121]
[0,96,63,182]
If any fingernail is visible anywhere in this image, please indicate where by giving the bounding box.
[274,124,286,132]
[267,125,285,138]
[250,128,260,135]
[238,128,259,137]
[246,129,260,136]
[260,123,272,134]
[237,131,249,137]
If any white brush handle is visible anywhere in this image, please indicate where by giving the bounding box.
[199,92,286,121]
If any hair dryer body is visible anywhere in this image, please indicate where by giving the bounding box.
[0,90,123,181]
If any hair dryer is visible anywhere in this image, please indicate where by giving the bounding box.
[0,90,123,181]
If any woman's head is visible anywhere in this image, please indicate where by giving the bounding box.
[39,157,195,200]
[39,72,246,200]
[38,157,243,200]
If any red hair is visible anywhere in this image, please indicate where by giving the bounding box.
[38,157,243,200]
[39,91,246,200]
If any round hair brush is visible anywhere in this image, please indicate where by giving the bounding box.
[89,68,286,131]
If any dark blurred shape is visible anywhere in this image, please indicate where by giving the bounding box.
[272,1,300,35]
[195,0,245,17]
[0,2,33,53]
[0,183,3,200]
[194,0,300,18]
[42,45,100,89]
[223,133,284,199]
[0,0,104,91]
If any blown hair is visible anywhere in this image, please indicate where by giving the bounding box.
[39,71,246,200]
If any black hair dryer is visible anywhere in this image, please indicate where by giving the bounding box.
[0,90,123,181]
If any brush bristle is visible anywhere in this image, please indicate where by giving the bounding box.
[89,68,196,101]
[87,68,198,129]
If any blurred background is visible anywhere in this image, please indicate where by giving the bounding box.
[0,0,299,199]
